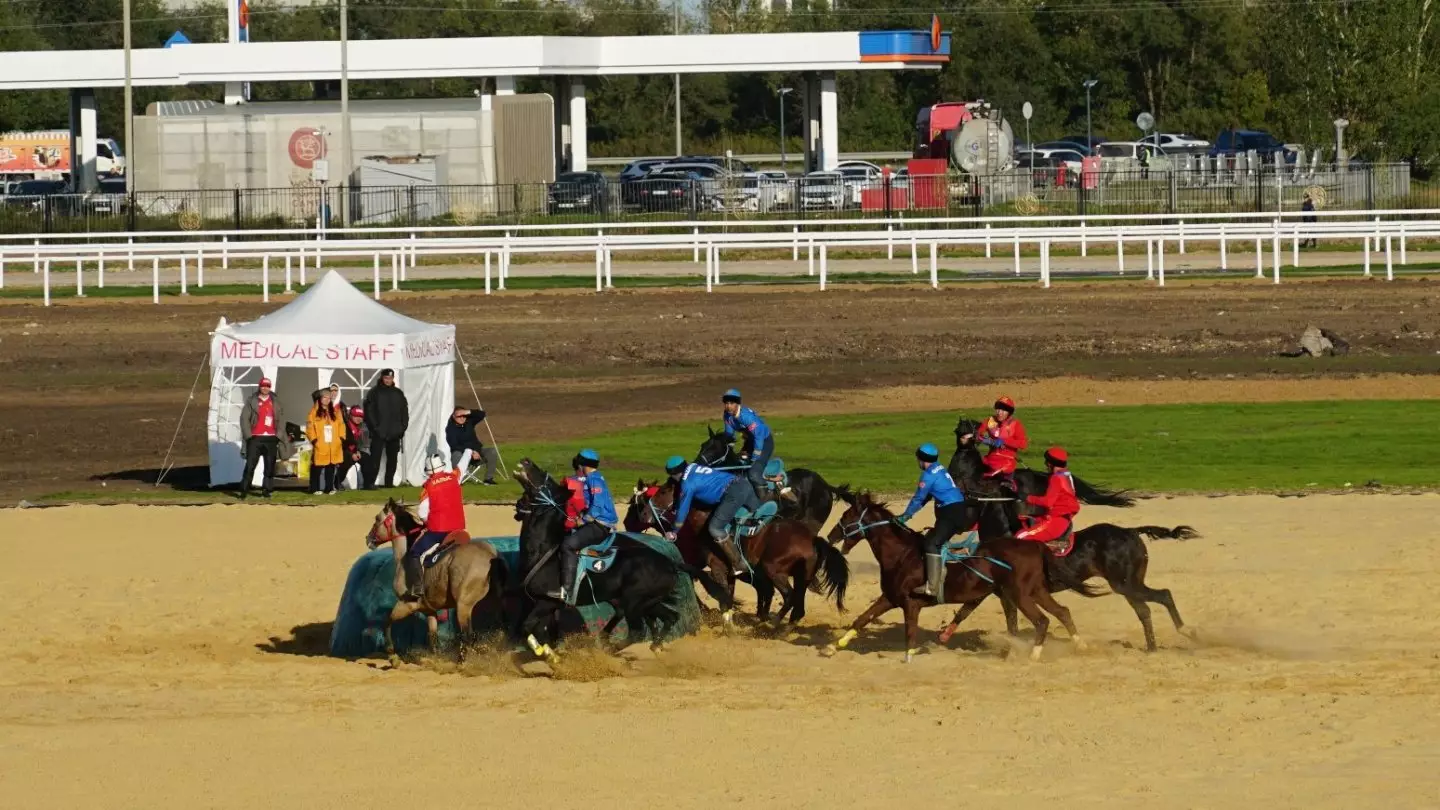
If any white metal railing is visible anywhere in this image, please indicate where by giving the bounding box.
[2,214,1434,306]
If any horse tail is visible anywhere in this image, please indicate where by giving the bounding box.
[808,537,850,613]
[1043,557,1108,598]
[1071,475,1137,508]
[678,563,734,612]
[1134,525,1200,541]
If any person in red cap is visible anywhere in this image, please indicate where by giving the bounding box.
[963,395,1028,492]
[339,405,371,491]
[1014,447,1080,551]
[238,377,286,499]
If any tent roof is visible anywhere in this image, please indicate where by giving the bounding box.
[224,270,444,336]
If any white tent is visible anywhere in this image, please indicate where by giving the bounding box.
[207,270,457,487]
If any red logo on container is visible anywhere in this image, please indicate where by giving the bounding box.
[288,128,327,169]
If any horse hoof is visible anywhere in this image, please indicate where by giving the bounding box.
[1072,635,1088,653]
[820,644,839,658]
[903,648,920,663]
[938,625,958,644]
[1179,626,1198,640]
[387,654,403,668]
[1029,645,1044,662]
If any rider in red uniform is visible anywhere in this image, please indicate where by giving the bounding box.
[968,396,1028,490]
[405,453,468,599]
[1015,447,1079,550]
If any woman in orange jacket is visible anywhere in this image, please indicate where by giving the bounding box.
[306,388,347,494]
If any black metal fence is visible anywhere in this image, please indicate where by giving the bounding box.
[0,164,1427,235]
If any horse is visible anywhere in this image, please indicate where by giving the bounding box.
[364,498,504,664]
[824,489,1097,662]
[512,458,731,662]
[628,477,849,627]
[623,479,732,613]
[940,522,1199,651]
[950,416,1135,508]
[695,427,842,531]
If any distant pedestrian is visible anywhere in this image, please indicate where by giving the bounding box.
[339,405,371,491]
[363,368,409,488]
[238,377,285,499]
[1301,193,1318,248]
[306,387,346,494]
[447,406,499,485]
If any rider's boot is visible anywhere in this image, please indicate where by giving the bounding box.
[402,556,425,601]
[717,535,747,576]
[911,554,945,601]
[548,550,577,605]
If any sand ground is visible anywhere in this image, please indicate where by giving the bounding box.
[3,497,1438,809]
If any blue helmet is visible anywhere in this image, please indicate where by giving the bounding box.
[763,458,786,478]
[916,443,940,462]
[722,388,743,404]
[577,448,600,464]
[665,455,687,474]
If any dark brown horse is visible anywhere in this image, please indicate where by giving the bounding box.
[627,478,849,627]
[940,521,1200,651]
[824,490,1097,662]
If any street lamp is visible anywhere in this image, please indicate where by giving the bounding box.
[340,0,351,226]
[777,87,793,168]
[1083,78,1098,152]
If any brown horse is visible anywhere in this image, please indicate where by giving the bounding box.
[627,478,849,627]
[824,490,1097,662]
[365,498,503,664]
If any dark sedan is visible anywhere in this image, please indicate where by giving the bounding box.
[620,170,701,213]
[546,171,610,215]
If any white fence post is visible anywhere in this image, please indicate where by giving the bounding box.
[929,242,938,288]
[1255,238,1264,279]
[0,255,5,290]
[408,232,417,276]
[1157,238,1166,287]
[887,224,894,260]
[180,256,188,296]
[285,255,293,292]
[1145,239,1154,280]
[713,245,721,285]
[484,250,492,295]
[910,235,918,274]
[1385,235,1394,281]
[705,243,713,292]
[42,259,51,305]
[298,248,306,286]
[1400,224,1408,264]
[32,239,39,274]
[791,226,799,262]
[1116,236,1124,275]
[1041,240,1051,288]
[1012,234,1021,275]
[373,253,381,300]
[604,245,613,289]
[221,235,228,270]
[1271,224,1281,284]
[75,258,83,298]
[499,233,509,291]
[196,251,204,288]
[97,252,104,289]
[128,237,135,272]
[1291,228,1300,267]
[984,223,992,258]
[819,244,828,291]
[1079,221,1087,257]
[694,227,701,264]
[153,257,162,304]
[1219,225,1227,270]
[594,244,604,292]
[807,239,814,277]
[1178,220,1186,254]
[391,252,399,291]
[1363,236,1372,277]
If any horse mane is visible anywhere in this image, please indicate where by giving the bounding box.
[831,483,857,506]
[855,490,895,517]
[387,498,424,535]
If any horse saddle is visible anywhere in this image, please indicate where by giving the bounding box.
[571,532,620,597]
[733,501,779,537]
[941,531,981,565]
[419,530,471,569]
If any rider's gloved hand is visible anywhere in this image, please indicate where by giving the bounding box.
[894,515,910,527]
[664,531,678,542]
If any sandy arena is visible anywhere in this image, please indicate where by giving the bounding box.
[3,497,1439,809]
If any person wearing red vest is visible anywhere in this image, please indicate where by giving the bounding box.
[1015,447,1080,549]
[238,377,286,499]
[404,453,468,600]
[965,396,1028,489]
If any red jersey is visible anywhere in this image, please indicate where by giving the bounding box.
[563,476,586,531]
[979,416,1028,475]
[1027,470,1079,518]
[253,397,277,437]
[420,471,466,533]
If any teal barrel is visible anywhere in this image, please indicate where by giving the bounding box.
[327,534,701,657]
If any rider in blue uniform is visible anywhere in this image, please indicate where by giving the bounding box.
[665,455,753,576]
[721,388,773,499]
[554,448,618,605]
[896,443,967,601]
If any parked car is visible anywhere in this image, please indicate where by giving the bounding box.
[1018,146,1085,174]
[673,154,756,174]
[547,171,609,215]
[619,158,671,182]
[1097,141,1166,161]
[1036,139,1095,156]
[1060,134,1108,153]
[621,170,702,213]
[712,172,792,213]
[645,162,731,204]
[1147,132,1210,152]
[1210,129,1296,162]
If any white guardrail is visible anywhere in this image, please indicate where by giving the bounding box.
[1,208,1435,306]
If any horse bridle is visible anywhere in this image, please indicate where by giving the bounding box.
[835,506,899,541]
[632,486,673,532]
[367,510,398,549]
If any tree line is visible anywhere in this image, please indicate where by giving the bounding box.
[0,0,1434,171]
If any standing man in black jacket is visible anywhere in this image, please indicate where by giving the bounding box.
[363,368,409,488]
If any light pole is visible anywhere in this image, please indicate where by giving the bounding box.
[673,0,682,157]
[339,0,351,226]
[778,87,793,168]
[1083,78,1098,152]
[123,0,132,193]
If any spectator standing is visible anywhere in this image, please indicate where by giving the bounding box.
[340,405,372,490]
[363,368,410,488]
[1301,193,1318,248]
[306,387,347,494]
[446,406,499,485]
[238,377,285,499]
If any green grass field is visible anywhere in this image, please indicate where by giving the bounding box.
[44,399,1439,505]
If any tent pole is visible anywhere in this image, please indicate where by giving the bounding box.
[155,351,210,487]
[455,344,508,480]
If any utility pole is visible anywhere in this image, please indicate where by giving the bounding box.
[778,87,793,167]
[673,0,682,157]
[123,0,133,193]
[340,0,352,225]
[1083,78,1098,152]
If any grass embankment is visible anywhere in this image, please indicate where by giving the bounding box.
[40,400,1440,505]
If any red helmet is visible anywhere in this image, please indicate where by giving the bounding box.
[1044,447,1068,467]
[994,396,1016,413]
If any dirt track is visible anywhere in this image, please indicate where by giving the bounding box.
[2,276,1438,499]
[3,497,1438,809]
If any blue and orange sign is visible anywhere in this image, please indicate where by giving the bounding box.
[858,28,951,64]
